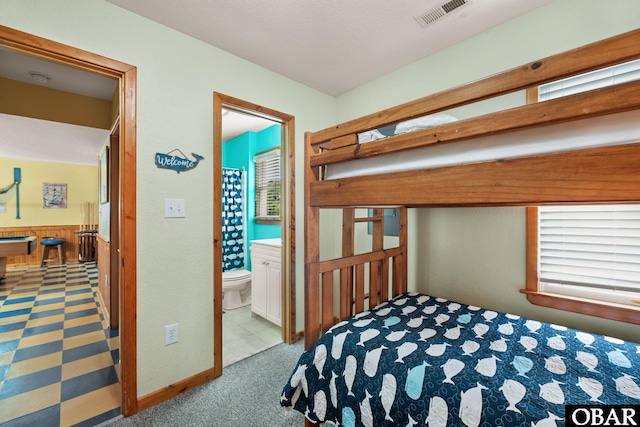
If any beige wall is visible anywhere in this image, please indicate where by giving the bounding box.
[423,208,638,343]
[0,157,98,227]
[1,0,336,397]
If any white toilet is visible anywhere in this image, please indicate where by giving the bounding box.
[222,269,252,310]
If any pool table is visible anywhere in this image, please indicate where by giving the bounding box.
[0,236,37,281]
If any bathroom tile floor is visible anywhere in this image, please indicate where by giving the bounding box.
[222,305,282,367]
[0,262,120,427]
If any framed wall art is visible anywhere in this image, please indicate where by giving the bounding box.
[43,183,67,208]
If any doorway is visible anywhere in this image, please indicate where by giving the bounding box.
[0,25,138,416]
[213,93,296,377]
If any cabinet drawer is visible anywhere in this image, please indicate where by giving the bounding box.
[250,244,280,262]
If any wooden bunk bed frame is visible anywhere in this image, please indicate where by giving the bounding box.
[303,28,640,358]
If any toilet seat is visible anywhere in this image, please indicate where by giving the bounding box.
[222,269,252,310]
[223,269,251,283]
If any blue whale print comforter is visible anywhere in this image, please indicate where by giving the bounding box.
[280,292,640,426]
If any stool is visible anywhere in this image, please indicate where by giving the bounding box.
[41,238,65,267]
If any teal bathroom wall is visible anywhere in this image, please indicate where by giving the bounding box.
[222,124,281,270]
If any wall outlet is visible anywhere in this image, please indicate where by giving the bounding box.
[165,323,179,345]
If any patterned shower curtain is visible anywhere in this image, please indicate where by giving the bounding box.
[222,168,245,272]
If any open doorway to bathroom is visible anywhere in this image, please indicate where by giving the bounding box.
[212,93,295,375]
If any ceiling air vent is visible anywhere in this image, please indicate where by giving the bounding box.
[414,0,470,28]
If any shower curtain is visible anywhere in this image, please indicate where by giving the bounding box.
[222,168,245,272]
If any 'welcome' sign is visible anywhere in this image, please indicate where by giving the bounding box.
[155,150,204,173]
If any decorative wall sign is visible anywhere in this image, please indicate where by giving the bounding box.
[155,149,204,173]
[0,168,21,218]
[43,183,67,208]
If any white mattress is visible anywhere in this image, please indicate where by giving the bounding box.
[325,109,640,180]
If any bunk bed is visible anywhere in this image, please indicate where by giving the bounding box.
[281,29,640,427]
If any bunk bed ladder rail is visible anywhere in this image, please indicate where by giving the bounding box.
[304,207,408,349]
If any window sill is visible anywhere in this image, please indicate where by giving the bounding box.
[520,289,640,325]
[254,218,281,225]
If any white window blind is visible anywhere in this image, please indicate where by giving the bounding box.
[539,58,640,101]
[538,205,640,306]
[535,59,640,308]
[254,148,281,220]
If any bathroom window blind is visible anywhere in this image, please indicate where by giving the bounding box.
[538,205,640,307]
[254,148,281,221]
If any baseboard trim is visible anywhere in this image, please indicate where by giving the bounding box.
[136,367,217,413]
[95,287,111,328]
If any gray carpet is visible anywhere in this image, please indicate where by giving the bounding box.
[107,341,306,427]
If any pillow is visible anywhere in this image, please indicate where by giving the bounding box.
[357,129,386,143]
[394,113,458,135]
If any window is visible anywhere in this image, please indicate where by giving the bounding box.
[254,148,281,221]
[523,60,640,324]
[538,58,640,101]
[525,207,640,324]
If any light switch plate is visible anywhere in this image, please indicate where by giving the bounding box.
[164,198,186,218]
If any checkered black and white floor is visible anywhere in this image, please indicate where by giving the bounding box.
[0,262,120,426]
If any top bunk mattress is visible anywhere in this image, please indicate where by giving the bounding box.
[357,113,459,143]
[325,109,640,180]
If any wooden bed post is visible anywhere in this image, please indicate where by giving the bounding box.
[397,207,408,295]
[304,131,321,351]
[340,208,355,320]
[369,208,384,307]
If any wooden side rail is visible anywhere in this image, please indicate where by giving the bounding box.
[306,247,406,344]
[310,79,640,168]
[309,29,640,149]
[308,143,640,208]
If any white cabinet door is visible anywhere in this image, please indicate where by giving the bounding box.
[266,260,281,326]
[251,254,268,319]
[250,242,282,327]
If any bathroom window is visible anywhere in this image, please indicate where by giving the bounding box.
[254,147,281,221]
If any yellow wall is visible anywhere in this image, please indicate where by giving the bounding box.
[0,77,113,130]
[0,157,98,227]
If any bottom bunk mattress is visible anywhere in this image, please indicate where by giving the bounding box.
[280,292,640,426]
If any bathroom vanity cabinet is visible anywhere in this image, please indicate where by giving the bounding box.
[249,239,281,327]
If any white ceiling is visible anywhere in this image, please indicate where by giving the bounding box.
[106,0,554,96]
[0,113,111,165]
[0,46,117,165]
[0,47,118,100]
[1,0,554,165]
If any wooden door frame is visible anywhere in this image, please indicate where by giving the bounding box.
[213,93,297,377]
[0,25,138,416]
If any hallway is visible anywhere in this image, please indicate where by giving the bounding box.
[0,262,120,426]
